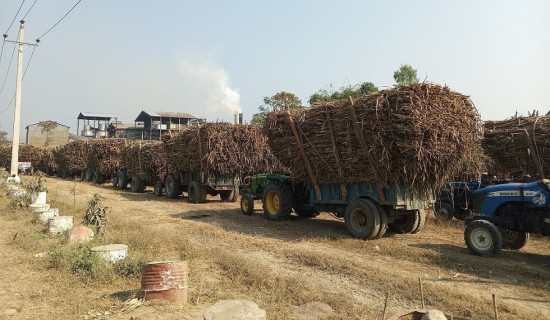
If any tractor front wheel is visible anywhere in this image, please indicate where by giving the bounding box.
[154,183,163,197]
[501,229,529,250]
[434,201,454,220]
[240,193,254,215]
[465,219,502,257]
[165,175,181,198]
[262,180,292,221]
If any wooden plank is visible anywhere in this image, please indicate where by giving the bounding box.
[348,96,386,202]
[286,110,322,200]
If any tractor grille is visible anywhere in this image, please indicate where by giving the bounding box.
[472,192,485,213]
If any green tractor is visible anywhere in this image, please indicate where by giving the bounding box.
[240,174,318,220]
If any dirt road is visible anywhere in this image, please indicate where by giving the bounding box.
[1,178,550,319]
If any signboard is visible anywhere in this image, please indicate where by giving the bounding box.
[18,162,32,171]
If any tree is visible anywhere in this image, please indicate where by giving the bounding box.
[252,91,303,124]
[393,64,419,85]
[38,121,59,146]
[308,81,378,105]
[0,124,8,145]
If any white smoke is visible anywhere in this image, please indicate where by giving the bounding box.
[178,60,241,116]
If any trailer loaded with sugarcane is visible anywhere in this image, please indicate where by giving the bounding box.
[114,140,166,192]
[241,84,484,239]
[158,123,286,203]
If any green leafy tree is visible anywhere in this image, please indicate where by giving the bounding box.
[308,82,378,105]
[393,64,419,85]
[252,91,303,124]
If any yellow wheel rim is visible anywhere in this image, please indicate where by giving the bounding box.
[266,190,280,214]
[242,197,249,212]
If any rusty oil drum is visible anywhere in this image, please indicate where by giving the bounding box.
[141,260,188,303]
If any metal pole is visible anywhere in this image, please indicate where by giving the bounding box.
[10,24,25,177]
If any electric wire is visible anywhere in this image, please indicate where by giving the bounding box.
[22,0,40,20]
[0,45,36,114]
[36,0,82,40]
[4,0,26,35]
[0,39,5,66]
[0,37,18,99]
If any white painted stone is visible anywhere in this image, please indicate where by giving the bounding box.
[204,300,266,320]
[34,252,49,258]
[48,216,74,234]
[66,226,94,243]
[35,208,59,223]
[9,189,27,197]
[91,244,128,263]
[29,203,51,213]
[31,191,47,205]
[421,310,448,320]
[4,308,18,316]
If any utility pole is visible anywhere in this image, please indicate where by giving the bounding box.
[5,21,38,179]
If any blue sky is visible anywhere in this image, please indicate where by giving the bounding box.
[0,0,549,138]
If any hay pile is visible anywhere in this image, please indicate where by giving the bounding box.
[162,123,286,176]
[0,144,41,169]
[87,138,127,175]
[264,83,482,192]
[483,116,550,179]
[54,141,89,177]
[121,140,166,185]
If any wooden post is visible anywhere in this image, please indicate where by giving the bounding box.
[348,97,386,202]
[286,110,321,200]
[381,291,390,320]
[492,294,499,320]
[419,277,425,309]
[522,129,544,179]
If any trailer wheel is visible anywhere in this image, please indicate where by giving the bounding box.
[230,187,239,202]
[412,209,426,234]
[240,194,254,215]
[501,229,529,250]
[464,219,502,257]
[131,176,146,193]
[389,211,420,234]
[86,168,94,182]
[344,199,381,240]
[165,175,181,199]
[220,190,233,202]
[154,183,163,197]
[112,175,119,188]
[373,203,388,239]
[199,185,207,203]
[118,170,128,189]
[263,180,292,221]
[434,201,454,220]
[92,171,104,184]
[80,170,86,181]
[188,181,202,203]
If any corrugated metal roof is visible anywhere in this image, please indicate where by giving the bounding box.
[25,121,70,129]
[77,112,117,120]
[135,110,202,122]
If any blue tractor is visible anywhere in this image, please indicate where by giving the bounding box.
[464,179,550,256]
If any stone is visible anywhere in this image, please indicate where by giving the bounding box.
[204,300,266,320]
[34,252,49,258]
[90,244,128,263]
[4,308,18,316]
[66,226,95,243]
[35,208,59,223]
[421,310,448,320]
[48,216,74,234]
[289,302,334,320]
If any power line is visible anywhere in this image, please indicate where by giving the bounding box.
[0,39,5,65]
[0,45,37,114]
[37,0,82,40]
[0,37,18,98]
[22,0,40,20]
[4,0,26,35]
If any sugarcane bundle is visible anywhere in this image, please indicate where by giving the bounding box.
[37,146,58,174]
[483,116,550,180]
[0,144,41,169]
[121,140,166,185]
[87,138,127,175]
[264,83,483,193]
[54,141,89,176]
[162,123,287,176]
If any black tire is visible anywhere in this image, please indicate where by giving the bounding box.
[165,175,181,199]
[344,199,381,240]
[80,170,86,181]
[131,176,146,193]
[501,230,529,250]
[188,181,202,203]
[262,180,293,221]
[112,175,119,188]
[230,187,239,202]
[92,171,102,184]
[454,209,470,221]
[389,211,420,234]
[292,185,319,218]
[373,203,388,239]
[219,190,232,202]
[86,168,94,182]
[240,193,254,215]
[199,185,207,203]
[434,201,454,220]
[412,209,426,234]
[464,220,503,257]
[118,171,129,190]
[154,183,163,197]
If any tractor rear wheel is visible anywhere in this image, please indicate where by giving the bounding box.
[389,211,420,234]
[118,171,129,190]
[344,199,381,240]
[240,193,254,215]
[131,176,146,193]
[501,229,529,250]
[465,219,502,257]
[165,175,181,198]
[262,180,292,221]
[434,201,454,220]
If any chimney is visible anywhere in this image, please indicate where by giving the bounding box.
[234,112,240,125]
